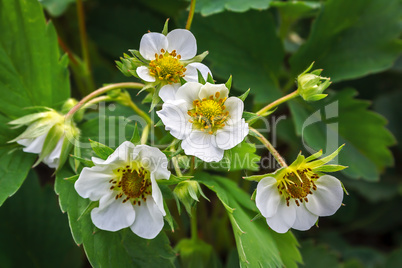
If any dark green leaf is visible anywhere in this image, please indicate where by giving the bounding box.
[0,0,70,118]
[40,0,75,17]
[194,0,273,16]
[0,172,83,267]
[55,168,176,267]
[290,0,402,82]
[191,10,284,103]
[289,89,395,181]
[299,240,341,268]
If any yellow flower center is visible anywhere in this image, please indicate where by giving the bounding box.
[188,92,229,134]
[149,49,186,84]
[109,164,152,206]
[277,168,319,207]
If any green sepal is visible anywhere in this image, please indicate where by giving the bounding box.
[163,200,175,232]
[33,123,64,167]
[64,174,79,182]
[242,111,261,125]
[77,201,99,221]
[306,93,328,102]
[258,107,278,117]
[128,49,150,64]
[305,149,323,162]
[130,123,141,145]
[313,164,348,173]
[149,91,161,112]
[8,112,48,126]
[162,18,169,35]
[157,174,193,185]
[300,61,315,76]
[309,144,345,169]
[89,139,114,160]
[154,120,164,127]
[55,135,75,172]
[311,69,323,76]
[238,88,250,102]
[197,69,206,84]
[225,75,232,91]
[206,73,214,84]
[9,118,53,142]
[250,212,263,222]
[180,76,187,86]
[242,174,266,182]
[69,155,95,168]
[142,92,153,104]
[183,51,209,64]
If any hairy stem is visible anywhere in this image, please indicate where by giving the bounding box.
[250,127,287,167]
[256,90,299,115]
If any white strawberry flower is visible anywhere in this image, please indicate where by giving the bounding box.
[74,141,170,239]
[157,82,249,162]
[136,29,211,98]
[254,146,346,233]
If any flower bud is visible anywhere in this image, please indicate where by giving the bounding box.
[297,62,331,101]
[9,108,80,169]
[174,180,208,214]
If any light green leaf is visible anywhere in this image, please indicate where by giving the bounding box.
[55,168,176,267]
[0,172,83,267]
[289,89,395,181]
[290,0,402,82]
[196,173,301,268]
[191,10,284,103]
[0,0,70,118]
[194,0,273,16]
[39,0,76,17]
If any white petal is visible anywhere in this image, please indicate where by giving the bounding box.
[305,175,343,217]
[184,63,212,83]
[181,130,224,162]
[74,166,114,201]
[166,29,196,60]
[136,66,156,82]
[91,192,136,232]
[156,100,192,139]
[198,83,228,100]
[215,119,248,150]
[93,141,135,167]
[175,82,202,108]
[224,97,244,124]
[139,32,167,60]
[159,84,180,102]
[42,136,64,168]
[151,173,166,215]
[135,145,171,181]
[20,134,47,154]
[256,177,281,218]
[265,199,297,233]
[130,197,164,239]
[291,204,319,231]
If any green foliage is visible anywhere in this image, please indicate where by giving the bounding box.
[40,0,76,17]
[194,0,273,16]
[0,172,83,267]
[290,0,402,82]
[299,240,341,268]
[55,168,176,267]
[289,89,395,181]
[191,10,284,103]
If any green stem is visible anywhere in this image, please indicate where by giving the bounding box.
[66,82,144,120]
[191,206,198,241]
[250,127,287,167]
[81,96,112,110]
[185,0,197,30]
[126,99,153,126]
[256,90,299,115]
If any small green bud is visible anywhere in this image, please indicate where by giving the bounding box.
[174,180,208,215]
[61,98,78,114]
[297,62,331,101]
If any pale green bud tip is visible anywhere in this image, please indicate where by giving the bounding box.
[174,180,200,203]
[297,64,331,102]
[61,98,78,114]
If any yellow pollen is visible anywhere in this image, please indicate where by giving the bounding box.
[188,94,229,134]
[148,49,185,84]
[110,165,152,205]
